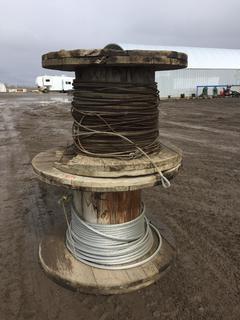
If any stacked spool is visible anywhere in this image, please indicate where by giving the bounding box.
[32,45,187,294]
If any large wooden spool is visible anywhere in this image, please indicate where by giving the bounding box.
[33,45,187,294]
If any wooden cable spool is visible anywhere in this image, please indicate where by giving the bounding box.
[33,45,187,294]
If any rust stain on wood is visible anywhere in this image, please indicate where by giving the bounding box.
[92,190,141,224]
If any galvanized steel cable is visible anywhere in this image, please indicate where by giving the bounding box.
[65,201,162,270]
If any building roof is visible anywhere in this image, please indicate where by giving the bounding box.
[105,43,240,69]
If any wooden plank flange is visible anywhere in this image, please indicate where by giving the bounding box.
[39,226,176,295]
[54,146,182,178]
[42,48,187,71]
[31,147,182,192]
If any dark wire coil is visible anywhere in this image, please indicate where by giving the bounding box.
[71,81,161,159]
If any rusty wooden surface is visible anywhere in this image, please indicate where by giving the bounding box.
[73,190,141,224]
[74,190,141,224]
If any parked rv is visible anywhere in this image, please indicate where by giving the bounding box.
[0,82,7,93]
[36,75,74,92]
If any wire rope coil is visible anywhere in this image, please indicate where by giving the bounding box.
[70,80,172,188]
[65,202,162,270]
[71,81,161,159]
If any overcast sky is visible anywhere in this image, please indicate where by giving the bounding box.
[1,0,240,86]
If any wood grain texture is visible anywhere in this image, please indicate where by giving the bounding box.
[39,226,175,295]
[32,147,182,191]
[42,48,187,71]
[55,145,182,178]
[73,190,141,224]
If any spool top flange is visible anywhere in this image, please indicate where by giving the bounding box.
[42,48,188,71]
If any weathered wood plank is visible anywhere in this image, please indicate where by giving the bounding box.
[54,145,182,178]
[73,190,141,224]
[42,48,187,72]
[39,228,175,294]
[32,147,182,192]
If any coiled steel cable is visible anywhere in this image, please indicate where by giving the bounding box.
[71,81,161,159]
[71,80,171,187]
[65,202,162,270]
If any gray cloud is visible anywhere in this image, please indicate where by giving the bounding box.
[1,0,240,85]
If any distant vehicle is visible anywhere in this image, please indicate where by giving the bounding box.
[36,75,74,92]
[0,82,7,93]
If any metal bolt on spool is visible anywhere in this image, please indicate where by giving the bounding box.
[32,44,187,294]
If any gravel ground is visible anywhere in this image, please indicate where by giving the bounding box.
[0,93,239,320]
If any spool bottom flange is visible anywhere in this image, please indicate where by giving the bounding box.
[39,225,176,295]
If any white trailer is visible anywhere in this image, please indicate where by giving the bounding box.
[36,75,74,92]
[0,82,7,92]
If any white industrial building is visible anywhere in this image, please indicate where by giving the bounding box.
[0,82,7,93]
[36,75,74,92]
[106,43,240,98]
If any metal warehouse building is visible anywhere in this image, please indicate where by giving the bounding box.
[106,43,240,98]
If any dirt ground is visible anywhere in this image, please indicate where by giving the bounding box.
[0,93,240,320]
